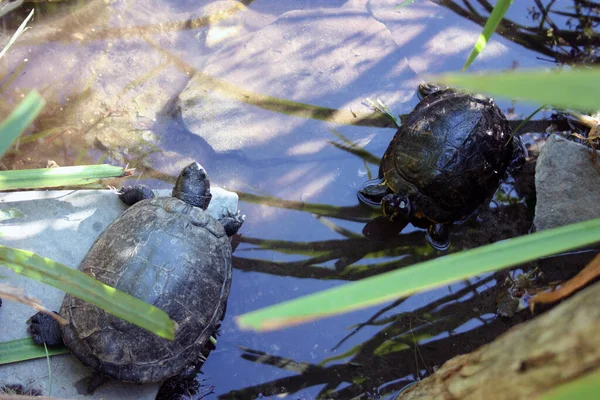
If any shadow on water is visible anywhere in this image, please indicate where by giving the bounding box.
[1,0,599,399]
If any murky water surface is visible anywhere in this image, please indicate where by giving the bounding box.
[1,1,598,398]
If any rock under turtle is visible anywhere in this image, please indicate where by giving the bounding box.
[29,161,245,391]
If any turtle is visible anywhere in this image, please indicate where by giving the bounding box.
[358,83,524,250]
[28,161,245,391]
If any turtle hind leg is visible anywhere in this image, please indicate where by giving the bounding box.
[156,330,219,400]
[117,185,155,206]
[156,373,213,400]
[84,373,110,394]
[508,134,528,173]
[29,312,63,347]
[218,209,246,237]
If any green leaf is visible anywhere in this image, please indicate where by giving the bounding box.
[0,337,68,365]
[429,68,600,113]
[0,208,24,221]
[395,0,416,9]
[512,104,547,136]
[0,245,176,340]
[0,91,46,158]
[462,0,513,71]
[0,164,129,190]
[235,218,600,331]
[541,368,600,399]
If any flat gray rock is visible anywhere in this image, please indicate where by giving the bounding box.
[534,134,600,231]
[0,188,238,399]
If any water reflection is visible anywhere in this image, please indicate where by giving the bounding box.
[1,0,598,399]
[218,275,526,399]
[433,0,600,65]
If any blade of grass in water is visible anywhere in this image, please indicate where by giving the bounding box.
[395,0,416,8]
[512,104,547,136]
[0,164,130,190]
[429,68,600,113]
[0,337,68,365]
[236,218,600,331]
[0,8,33,59]
[462,0,514,71]
[0,208,24,221]
[0,91,46,158]
[0,245,176,340]
[328,128,381,165]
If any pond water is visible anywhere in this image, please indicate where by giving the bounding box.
[1,1,598,399]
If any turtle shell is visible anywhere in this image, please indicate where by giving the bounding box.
[59,196,232,383]
[380,88,514,223]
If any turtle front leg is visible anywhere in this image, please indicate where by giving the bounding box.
[29,312,64,347]
[218,209,246,237]
[117,184,155,206]
[427,223,450,251]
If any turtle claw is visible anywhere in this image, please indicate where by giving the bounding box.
[219,209,245,237]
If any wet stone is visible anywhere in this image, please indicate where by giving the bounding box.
[534,134,600,231]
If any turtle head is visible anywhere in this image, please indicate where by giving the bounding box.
[417,82,448,100]
[172,162,212,209]
[381,193,414,223]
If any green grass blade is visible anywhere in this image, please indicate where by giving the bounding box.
[0,337,68,365]
[235,218,600,331]
[0,245,176,340]
[0,91,46,158]
[0,8,33,59]
[0,208,24,221]
[541,368,600,399]
[44,343,52,397]
[429,68,600,113]
[512,104,547,136]
[0,164,129,190]
[395,0,416,8]
[462,0,513,71]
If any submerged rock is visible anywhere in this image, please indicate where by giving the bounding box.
[176,7,418,159]
[534,134,600,231]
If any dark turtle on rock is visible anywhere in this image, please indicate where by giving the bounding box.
[29,162,245,391]
[359,83,524,250]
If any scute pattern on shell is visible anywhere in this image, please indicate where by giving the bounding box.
[60,197,232,383]
[381,89,514,223]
